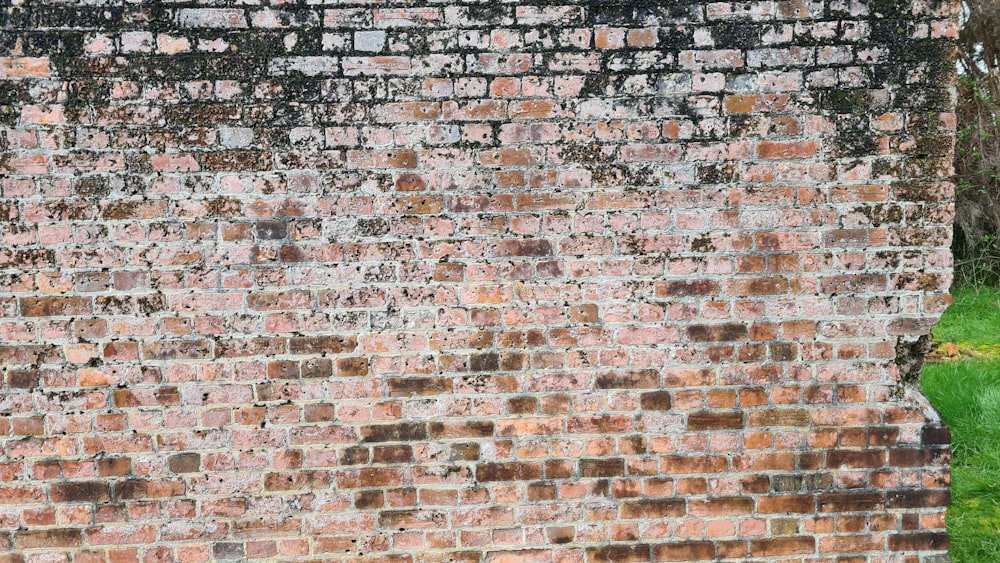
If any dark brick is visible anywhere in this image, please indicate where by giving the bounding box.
[301,358,334,378]
[586,545,651,562]
[14,529,82,550]
[922,424,951,445]
[373,445,414,464]
[469,352,499,372]
[687,323,747,342]
[818,492,883,512]
[508,396,537,414]
[496,239,553,257]
[653,541,715,561]
[621,499,685,519]
[335,356,368,377]
[361,423,427,443]
[255,220,287,240]
[688,411,743,430]
[51,481,110,503]
[888,532,949,551]
[595,369,659,389]
[750,536,815,556]
[640,391,672,410]
[827,449,884,469]
[339,447,370,465]
[388,376,452,396]
[6,370,39,389]
[886,489,951,509]
[657,280,719,297]
[429,421,494,439]
[580,458,624,478]
[288,336,356,355]
[97,457,131,477]
[355,490,384,509]
[168,453,200,474]
[476,462,542,482]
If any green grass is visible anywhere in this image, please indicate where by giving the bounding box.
[922,285,1000,562]
[930,286,1000,347]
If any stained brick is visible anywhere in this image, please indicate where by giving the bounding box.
[587,545,651,562]
[653,542,715,561]
[476,462,542,482]
[51,481,110,503]
[360,423,428,443]
[621,499,685,519]
[687,411,743,430]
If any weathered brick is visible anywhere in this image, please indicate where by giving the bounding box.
[476,462,542,482]
[13,529,81,550]
[687,411,743,430]
[51,481,110,503]
[621,499,685,519]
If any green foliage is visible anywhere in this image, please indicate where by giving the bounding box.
[952,76,1000,287]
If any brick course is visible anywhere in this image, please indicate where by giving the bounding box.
[0,0,957,561]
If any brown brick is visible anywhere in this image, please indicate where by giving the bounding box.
[746,409,809,427]
[689,497,753,516]
[886,489,951,509]
[687,324,747,342]
[355,490,384,509]
[818,492,884,512]
[546,526,575,544]
[339,447,370,466]
[20,296,92,317]
[14,529,82,550]
[301,358,334,378]
[922,424,951,445]
[388,376,452,396]
[337,468,403,488]
[656,280,719,297]
[507,396,537,414]
[97,457,131,477]
[113,479,185,500]
[264,471,330,491]
[476,462,542,482]
[757,495,814,514]
[687,411,743,430]
[750,536,815,556]
[827,450,885,469]
[360,423,427,443]
[653,542,715,561]
[888,532,949,551]
[580,458,624,478]
[621,499,685,519]
[595,369,659,389]
[6,370,39,389]
[587,545,651,562]
[379,509,446,529]
[640,391,672,411]
[51,481,110,503]
[544,460,574,479]
[373,445,413,464]
[289,336,356,355]
[429,421,494,439]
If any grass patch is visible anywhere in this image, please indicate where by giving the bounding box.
[931,286,1000,347]
[921,285,1000,562]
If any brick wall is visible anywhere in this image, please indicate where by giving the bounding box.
[0,1,958,561]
